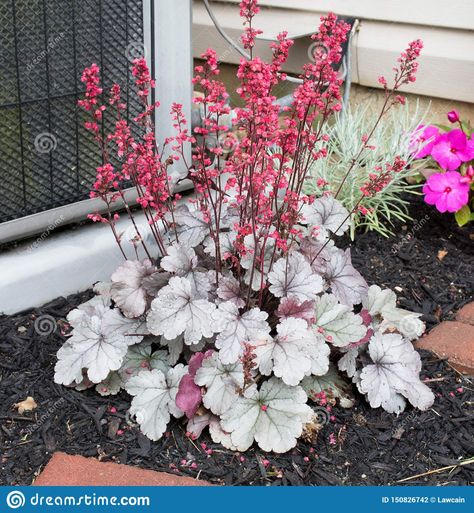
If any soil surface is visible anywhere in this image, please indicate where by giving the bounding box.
[1,195,473,486]
[349,194,473,329]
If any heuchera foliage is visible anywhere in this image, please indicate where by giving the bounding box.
[411,110,474,225]
[55,1,434,453]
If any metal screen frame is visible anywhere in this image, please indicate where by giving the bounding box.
[0,0,192,243]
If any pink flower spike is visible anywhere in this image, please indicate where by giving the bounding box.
[303,456,310,462]
[109,406,117,414]
[262,459,270,467]
[457,387,463,393]
[447,110,460,123]
[423,171,469,213]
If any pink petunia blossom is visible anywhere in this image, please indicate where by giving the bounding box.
[410,125,440,159]
[430,129,474,171]
[423,171,469,213]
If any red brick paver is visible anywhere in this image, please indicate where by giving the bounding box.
[416,305,474,375]
[34,453,211,486]
[456,302,474,325]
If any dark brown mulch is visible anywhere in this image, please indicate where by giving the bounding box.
[349,194,473,329]
[0,291,473,487]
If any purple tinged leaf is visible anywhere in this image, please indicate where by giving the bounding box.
[189,350,214,377]
[276,297,315,324]
[216,275,245,308]
[186,412,212,438]
[176,374,203,419]
[300,196,350,236]
[324,248,368,306]
[175,350,213,419]
[347,308,374,348]
[359,332,435,414]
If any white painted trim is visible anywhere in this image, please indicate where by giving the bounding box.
[152,0,193,181]
[0,210,160,315]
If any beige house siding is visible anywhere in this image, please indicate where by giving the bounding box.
[222,0,474,31]
[193,0,474,104]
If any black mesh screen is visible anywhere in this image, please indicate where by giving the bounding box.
[0,0,144,223]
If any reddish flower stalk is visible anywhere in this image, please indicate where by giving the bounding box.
[334,39,423,198]
[79,1,423,296]
[311,156,408,266]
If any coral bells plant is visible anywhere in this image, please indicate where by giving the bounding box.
[55,3,434,453]
[411,111,474,225]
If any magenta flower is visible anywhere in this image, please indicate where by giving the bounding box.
[410,125,440,159]
[423,171,469,213]
[447,110,460,123]
[431,129,474,171]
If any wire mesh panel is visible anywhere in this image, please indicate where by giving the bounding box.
[0,0,144,223]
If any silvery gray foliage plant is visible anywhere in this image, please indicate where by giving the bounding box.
[55,197,434,453]
[55,6,434,453]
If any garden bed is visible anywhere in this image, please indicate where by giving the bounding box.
[1,195,472,486]
[348,194,473,329]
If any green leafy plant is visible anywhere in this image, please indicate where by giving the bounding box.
[304,102,429,238]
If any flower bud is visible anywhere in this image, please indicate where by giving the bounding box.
[447,110,460,123]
